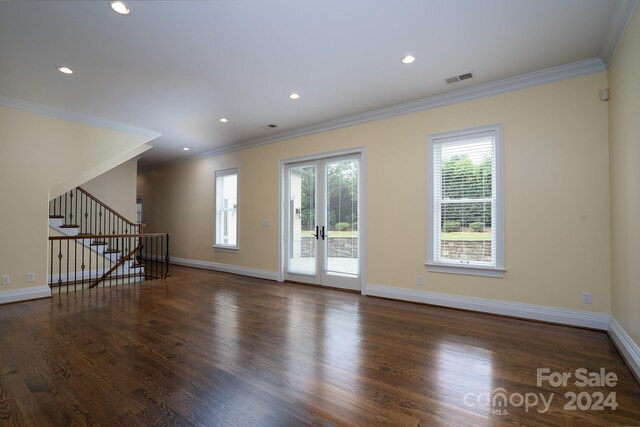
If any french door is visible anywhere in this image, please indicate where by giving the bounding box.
[283,153,361,291]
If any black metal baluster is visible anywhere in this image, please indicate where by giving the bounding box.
[69,190,74,226]
[64,191,68,226]
[50,239,53,287]
[84,193,88,235]
[74,237,77,292]
[152,235,155,281]
[58,240,62,294]
[80,192,84,234]
[89,233,92,285]
[66,238,70,293]
[90,199,94,236]
[81,237,86,288]
[166,233,170,278]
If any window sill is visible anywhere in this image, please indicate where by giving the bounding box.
[425,262,505,278]
[214,245,239,253]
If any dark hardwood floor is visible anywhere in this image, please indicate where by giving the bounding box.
[1,265,639,426]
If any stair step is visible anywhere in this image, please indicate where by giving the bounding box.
[129,263,144,269]
[104,249,121,254]
[60,224,80,229]
[49,215,64,219]
[91,241,108,246]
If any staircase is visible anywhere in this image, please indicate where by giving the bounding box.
[48,187,169,292]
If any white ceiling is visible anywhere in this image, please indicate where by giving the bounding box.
[0,0,634,169]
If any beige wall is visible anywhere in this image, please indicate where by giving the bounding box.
[0,106,151,292]
[608,7,640,345]
[83,159,139,222]
[140,72,611,313]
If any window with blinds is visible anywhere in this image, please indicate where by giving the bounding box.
[215,169,238,248]
[427,125,504,277]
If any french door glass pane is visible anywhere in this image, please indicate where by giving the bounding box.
[325,159,359,277]
[288,165,316,275]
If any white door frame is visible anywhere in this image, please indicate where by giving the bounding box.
[278,146,366,294]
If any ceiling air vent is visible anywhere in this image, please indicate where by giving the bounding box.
[445,72,473,84]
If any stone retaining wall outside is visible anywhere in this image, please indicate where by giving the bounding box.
[295,238,489,262]
[440,240,492,262]
[299,236,358,258]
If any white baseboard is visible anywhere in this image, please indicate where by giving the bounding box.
[608,317,640,382]
[170,257,279,281]
[0,285,51,305]
[365,283,610,330]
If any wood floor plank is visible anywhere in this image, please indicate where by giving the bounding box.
[0,265,639,426]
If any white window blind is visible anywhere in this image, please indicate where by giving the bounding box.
[427,125,504,277]
[215,169,238,248]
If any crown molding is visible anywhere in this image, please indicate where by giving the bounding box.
[0,95,161,140]
[144,57,605,172]
[600,0,639,65]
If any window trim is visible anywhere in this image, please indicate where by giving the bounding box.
[214,167,239,250]
[426,124,505,277]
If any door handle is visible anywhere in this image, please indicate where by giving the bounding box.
[313,225,319,240]
[320,226,329,240]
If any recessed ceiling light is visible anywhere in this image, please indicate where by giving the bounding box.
[219,118,228,123]
[289,93,300,100]
[401,55,416,64]
[57,66,74,75]
[110,1,130,15]
[182,147,190,151]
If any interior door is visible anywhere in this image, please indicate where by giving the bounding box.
[284,154,361,291]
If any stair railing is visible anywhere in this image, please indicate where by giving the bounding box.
[49,187,141,237]
[48,233,170,293]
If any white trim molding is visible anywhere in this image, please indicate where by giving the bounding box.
[144,57,606,172]
[202,58,604,157]
[426,123,504,277]
[170,257,278,281]
[0,285,51,305]
[365,283,610,330]
[0,95,161,140]
[425,263,506,278]
[600,0,639,64]
[608,317,640,382]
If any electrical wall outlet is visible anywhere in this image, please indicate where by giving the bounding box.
[1,275,9,285]
[581,292,591,304]
[257,258,262,267]
[416,276,424,286]
[26,273,35,282]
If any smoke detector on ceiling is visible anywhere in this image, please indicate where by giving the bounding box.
[445,72,473,84]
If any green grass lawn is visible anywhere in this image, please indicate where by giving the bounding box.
[441,232,491,241]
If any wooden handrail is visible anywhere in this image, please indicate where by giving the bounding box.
[89,241,142,289]
[49,233,168,241]
[76,187,139,229]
